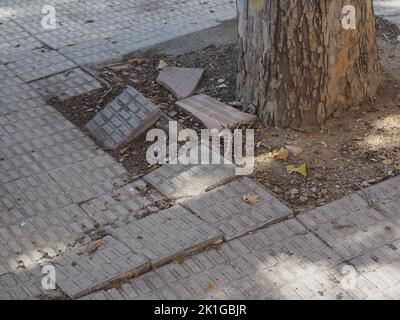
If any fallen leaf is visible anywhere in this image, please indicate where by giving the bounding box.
[157,60,168,70]
[204,282,215,293]
[287,164,308,177]
[243,194,261,205]
[272,147,289,161]
[86,239,104,255]
[382,158,393,165]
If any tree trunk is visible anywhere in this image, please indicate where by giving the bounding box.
[237,0,382,128]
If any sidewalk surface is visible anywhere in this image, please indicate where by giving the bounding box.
[0,0,400,300]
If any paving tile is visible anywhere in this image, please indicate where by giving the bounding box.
[105,220,343,300]
[0,80,44,114]
[344,239,400,300]
[80,180,164,227]
[0,205,96,271]
[47,154,129,203]
[109,205,223,268]
[55,236,150,299]
[0,36,44,64]
[34,23,103,50]
[85,86,161,150]
[144,163,238,199]
[0,146,43,183]
[362,175,400,202]
[31,68,103,100]
[176,94,257,130]
[5,49,76,82]
[144,143,237,199]
[0,173,73,224]
[157,67,204,99]
[0,19,30,42]
[184,177,293,240]
[298,195,400,260]
[58,38,123,65]
[0,267,65,300]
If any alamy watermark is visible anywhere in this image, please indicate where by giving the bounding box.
[41,264,56,290]
[146,121,255,175]
[41,5,57,30]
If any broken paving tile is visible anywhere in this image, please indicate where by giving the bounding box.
[31,68,103,100]
[183,177,293,240]
[85,86,161,150]
[109,205,223,268]
[157,67,204,99]
[143,143,237,199]
[176,94,257,130]
[55,236,150,299]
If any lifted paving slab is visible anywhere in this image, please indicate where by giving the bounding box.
[184,177,293,240]
[157,67,204,99]
[144,162,237,199]
[55,236,150,299]
[85,86,161,150]
[109,205,223,268]
[176,94,257,130]
[144,143,237,199]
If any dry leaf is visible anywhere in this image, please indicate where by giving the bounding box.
[157,60,168,70]
[204,282,215,293]
[243,194,261,205]
[287,164,308,177]
[382,158,393,165]
[86,239,104,255]
[272,147,289,161]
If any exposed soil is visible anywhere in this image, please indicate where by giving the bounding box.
[51,18,400,211]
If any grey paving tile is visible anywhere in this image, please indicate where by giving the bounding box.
[184,177,293,240]
[0,173,73,224]
[109,205,223,267]
[0,267,64,300]
[47,154,129,203]
[144,144,237,199]
[31,68,103,100]
[5,49,76,82]
[55,236,150,299]
[80,180,164,227]
[298,193,400,260]
[0,205,96,272]
[85,86,161,150]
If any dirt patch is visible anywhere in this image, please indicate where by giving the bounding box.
[50,18,400,211]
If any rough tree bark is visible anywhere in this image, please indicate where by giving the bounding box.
[237,0,382,128]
